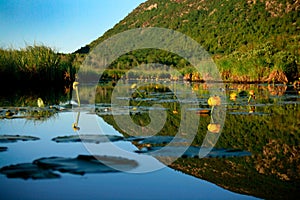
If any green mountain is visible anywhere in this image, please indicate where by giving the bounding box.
[76,0,300,82]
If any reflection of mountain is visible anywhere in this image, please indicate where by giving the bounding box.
[168,103,300,199]
[101,113,300,199]
[96,83,300,199]
[170,156,299,199]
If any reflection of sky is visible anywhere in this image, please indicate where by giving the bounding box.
[0,112,257,199]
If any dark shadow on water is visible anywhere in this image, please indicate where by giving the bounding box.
[0,82,71,107]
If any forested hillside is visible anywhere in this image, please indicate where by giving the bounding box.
[77,0,300,82]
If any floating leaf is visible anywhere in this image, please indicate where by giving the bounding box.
[136,146,251,158]
[0,163,60,179]
[52,134,124,144]
[127,136,187,145]
[0,155,138,179]
[34,155,138,175]
[0,146,8,152]
[0,135,39,143]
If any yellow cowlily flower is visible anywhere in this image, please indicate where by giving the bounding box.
[230,92,237,101]
[72,123,80,131]
[37,98,45,108]
[207,123,221,133]
[208,96,221,106]
[248,90,255,103]
[73,81,79,89]
[131,83,137,89]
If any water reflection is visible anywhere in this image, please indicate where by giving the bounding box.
[94,81,299,199]
[0,81,299,199]
[72,111,81,131]
[0,155,138,179]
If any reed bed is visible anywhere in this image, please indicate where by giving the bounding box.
[0,45,76,84]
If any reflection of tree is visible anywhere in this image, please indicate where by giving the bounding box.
[170,103,300,199]
[267,84,287,96]
[255,139,300,181]
[170,156,299,200]
[96,81,300,199]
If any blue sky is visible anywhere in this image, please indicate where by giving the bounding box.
[0,0,145,53]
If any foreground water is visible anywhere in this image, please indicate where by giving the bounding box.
[0,111,257,200]
[0,81,299,199]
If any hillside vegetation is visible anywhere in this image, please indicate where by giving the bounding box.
[77,0,300,83]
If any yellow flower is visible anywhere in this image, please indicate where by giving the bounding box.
[249,90,255,97]
[207,123,221,133]
[132,107,137,111]
[248,90,255,103]
[193,84,199,91]
[230,92,237,101]
[5,110,14,117]
[131,83,137,89]
[73,81,79,89]
[173,110,178,114]
[208,96,221,106]
[72,123,80,131]
[37,98,45,108]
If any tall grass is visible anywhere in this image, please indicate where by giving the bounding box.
[0,45,76,84]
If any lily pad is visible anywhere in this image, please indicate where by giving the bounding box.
[34,155,138,174]
[0,146,8,152]
[0,135,39,143]
[52,134,124,144]
[0,163,60,179]
[228,111,269,116]
[126,136,188,145]
[0,155,138,179]
[135,146,251,158]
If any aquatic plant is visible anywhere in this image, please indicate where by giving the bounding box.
[208,95,221,115]
[230,92,237,101]
[37,98,45,108]
[207,123,221,133]
[248,90,255,103]
[73,81,80,106]
[0,45,76,84]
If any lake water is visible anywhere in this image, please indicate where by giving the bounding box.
[0,81,299,199]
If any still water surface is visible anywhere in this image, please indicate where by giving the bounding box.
[0,81,299,199]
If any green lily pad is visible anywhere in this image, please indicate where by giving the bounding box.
[0,163,60,179]
[126,136,188,145]
[0,146,8,152]
[52,134,124,144]
[0,135,40,143]
[136,146,251,158]
[34,155,138,175]
[0,155,138,179]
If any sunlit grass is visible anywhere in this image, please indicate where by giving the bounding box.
[0,45,76,83]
